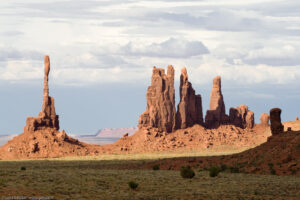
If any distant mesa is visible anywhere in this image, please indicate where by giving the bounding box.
[95,127,137,138]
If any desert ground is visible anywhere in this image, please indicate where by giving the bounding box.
[0,154,299,200]
[0,124,299,199]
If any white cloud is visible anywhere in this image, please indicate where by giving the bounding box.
[119,38,209,58]
[0,0,299,87]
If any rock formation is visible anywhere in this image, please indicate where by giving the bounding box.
[205,76,228,128]
[260,113,270,126]
[24,56,59,132]
[138,66,176,133]
[0,55,104,160]
[176,67,203,129]
[229,105,254,129]
[270,108,284,135]
[296,117,299,121]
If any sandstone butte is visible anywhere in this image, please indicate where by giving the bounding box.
[0,58,299,175]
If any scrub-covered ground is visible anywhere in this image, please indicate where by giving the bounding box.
[0,159,299,200]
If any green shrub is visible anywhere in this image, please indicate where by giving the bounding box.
[220,164,227,172]
[20,166,26,171]
[152,164,160,170]
[209,166,220,177]
[230,166,240,173]
[180,166,195,179]
[128,181,138,190]
[268,163,276,175]
[297,144,300,149]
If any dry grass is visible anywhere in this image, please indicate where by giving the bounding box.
[0,160,299,199]
[0,146,251,162]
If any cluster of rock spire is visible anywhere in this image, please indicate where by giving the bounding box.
[138,66,260,132]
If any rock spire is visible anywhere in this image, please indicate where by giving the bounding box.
[270,108,284,135]
[138,66,176,133]
[260,113,270,127]
[176,67,203,129]
[24,55,59,132]
[205,76,228,128]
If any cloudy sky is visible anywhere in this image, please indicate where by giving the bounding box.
[0,0,299,135]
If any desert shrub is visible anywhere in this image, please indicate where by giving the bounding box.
[180,166,195,179]
[152,164,160,170]
[297,144,300,149]
[220,164,227,172]
[128,181,138,190]
[268,163,276,175]
[230,166,240,173]
[20,166,26,171]
[209,166,220,177]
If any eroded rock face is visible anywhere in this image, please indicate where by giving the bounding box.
[138,66,176,133]
[205,76,228,128]
[270,108,284,135]
[260,113,270,126]
[24,56,59,132]
[229,105,254,129]
[176,67,203,129]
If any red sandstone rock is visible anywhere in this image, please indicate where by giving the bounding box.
[270,108,284,135]
[176,67,203,129]
[260,113,270,126]
[0,56,103,160]
[138,66,176,133]
[24,56,59,132]
[229,105,254,129]
[205,76,228,128]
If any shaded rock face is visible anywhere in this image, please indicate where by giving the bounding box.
[205,76,228,128]
[229,105,254,129]
[138,66,176,133]
[24,56,59,132]
[176,68,203,129]
[260,113,270,126]
[270,108,284,135]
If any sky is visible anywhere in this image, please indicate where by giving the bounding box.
[0,0,300,135]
